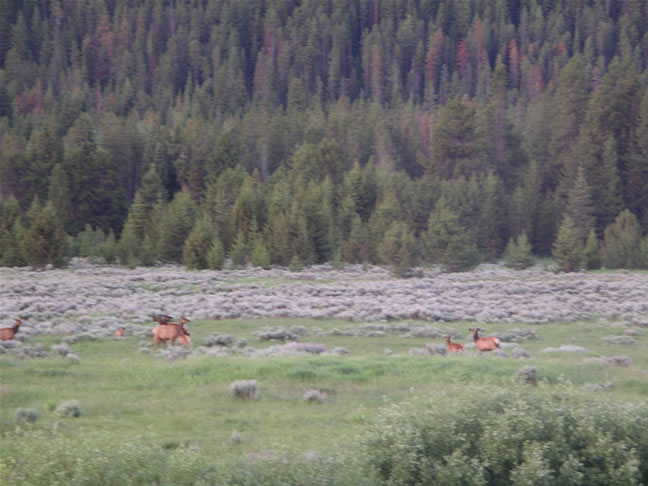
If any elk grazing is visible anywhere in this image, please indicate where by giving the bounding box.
[469,327,501,352]
[114,327,125,337]
[0,319,22,341]
[152,316,191,348]
[445,335,464,352]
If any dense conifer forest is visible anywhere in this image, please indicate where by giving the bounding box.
[1,0,647,272]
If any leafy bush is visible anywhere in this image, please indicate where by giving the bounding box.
[359,386,648,486]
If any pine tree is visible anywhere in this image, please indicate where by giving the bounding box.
[565,166,595,241]
[229,230,248,268]
[600,209,643,269]
[504,232,534,270]
[157,191,196,263]
[47,164,72,233]
[182,216,214,270]
[207,239,226,270]
[1,221,27,267]
[425,197,479,272]
[552,216,584,273]
[23,202,68,269]
[377,221,418,278]
[583,228,601,270]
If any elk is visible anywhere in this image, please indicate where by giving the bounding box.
[0,319,21,341]
[468,327,501,352]
[153,314,174,325]
[152,316,191,348]
[445,335,464,352]
[114,327,125,337]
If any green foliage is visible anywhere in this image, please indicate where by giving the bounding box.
[157,191,197,263]
[552,216,584,272]
[2,0,648,271]
[229,230,248,268]
[601,210,644,269]
[23,202,67,268]
[76,224,105,258]
[206,239,226,270]
[182,216,214,270]
[361,387,648,486]
[377,221,418,277]
[288,254,304,271]
[425,197,480,272]
[504,232,535,270]
[250,238,271,269]
[583,228,601,270]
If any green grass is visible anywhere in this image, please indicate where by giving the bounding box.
[1,318,647,463]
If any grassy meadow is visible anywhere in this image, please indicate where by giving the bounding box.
[1,316,647,467]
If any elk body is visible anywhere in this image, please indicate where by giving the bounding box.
[0,319,21,341]
[114,327,125,337]
[152,316,191,348]
[445,335,464,352]
[469,327,501,351]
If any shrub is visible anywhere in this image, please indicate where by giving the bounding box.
[15,407,39,424]
[360,386,648,486]
[55,399,82,417]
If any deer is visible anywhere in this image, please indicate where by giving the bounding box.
[114,327,125,337]
[468,327,501,352]
[445,335,464,352]
[152,316,191,348]
[0,319,21,341]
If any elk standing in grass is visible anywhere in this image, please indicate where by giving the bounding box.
[445,335,464,352]
[469,327,501,352]
[0,319,21,341]
[114,327,125,337]
[152,316,191,348]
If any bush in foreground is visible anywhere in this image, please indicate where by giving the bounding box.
[359,385,648,486]
[2,387,646,486]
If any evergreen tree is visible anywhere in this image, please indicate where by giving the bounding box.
[425,197,479,272]
[182,216,214,270]
[1,221,27,267]
[583,228,601,270]
[377,221,418,278]
[47,164,72,233]
[229,230,247,268]
[157,191,196,263]
[207,238,226,270]
[504,232,534,270]
[23,202,68,269]
[565,166,595,241]
[552,216,584,273]
[601,209,643,269]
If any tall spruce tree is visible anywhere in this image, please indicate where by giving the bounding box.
[23,202,67,268]
[552,216,584,273]
[601,209,643,269]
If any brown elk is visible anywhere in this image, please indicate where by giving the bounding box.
[0,319,21,341]
[468,327,501,352]
[152,316,191,348]
[114,327,125,337]
[445,335,464,352]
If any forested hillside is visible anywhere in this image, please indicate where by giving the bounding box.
[1,0,647,271]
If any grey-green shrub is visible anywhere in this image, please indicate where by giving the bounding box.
[15,407,39,424]
[359,386,648,486]
[55,399,82,417]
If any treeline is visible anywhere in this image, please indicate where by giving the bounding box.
[1,0,648,272]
